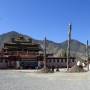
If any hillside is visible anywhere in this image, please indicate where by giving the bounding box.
[0,31,88,60]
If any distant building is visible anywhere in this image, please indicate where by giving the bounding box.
[0,36,76,69]
[38,57,76,69]
[0,36,42,69]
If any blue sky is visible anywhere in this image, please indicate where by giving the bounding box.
[0,0,90,43]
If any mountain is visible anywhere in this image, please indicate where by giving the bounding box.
[0,31,88,60]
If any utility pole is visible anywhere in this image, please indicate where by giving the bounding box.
[67,24,72,71]
[43,37,47,70]
[86,40,89,71]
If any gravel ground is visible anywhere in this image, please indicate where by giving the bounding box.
[0,70,90,90]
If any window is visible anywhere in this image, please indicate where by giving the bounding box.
[49,59,51,63]
[53,59,55,62]
[0,59,3,63]
[57,59,59,63]
[5,60,8,63]
[61,59,63,63]
[65,59,67,63]
[72,59,75,62]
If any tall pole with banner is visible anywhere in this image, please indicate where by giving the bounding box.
[86,40,89,71]
[67,24,72,71]
[43,37,47,70]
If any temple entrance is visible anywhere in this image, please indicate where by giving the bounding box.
[20,60,38,69]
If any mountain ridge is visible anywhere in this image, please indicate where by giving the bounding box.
[0,31,88,60]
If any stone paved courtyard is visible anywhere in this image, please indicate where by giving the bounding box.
[0,70,90,90]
